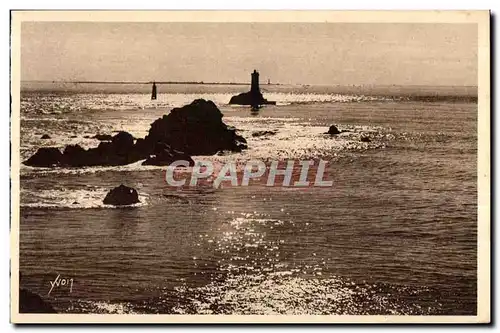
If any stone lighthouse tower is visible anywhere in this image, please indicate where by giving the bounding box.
[250,70,260,95]
[228,69,276,106]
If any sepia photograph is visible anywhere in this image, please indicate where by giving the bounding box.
[10,10,490,323]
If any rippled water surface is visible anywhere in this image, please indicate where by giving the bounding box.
[19,84,477,315]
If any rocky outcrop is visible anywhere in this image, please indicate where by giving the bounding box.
[19,288,57,313]
[61,144,87,167]
[41,134,51,139]
[103,184,140,206]
[24,147,63,167]
[24,99,246,168]
[25,131,143,168]
[229,91,276,106]
[360,136,371,142]
[143,99,247,155]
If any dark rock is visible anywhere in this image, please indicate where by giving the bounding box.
[83,135,91,138]
[134,138,149,155]
[111,131,135,153]
[143,99,247,155]
[61,144,87,167]
[252,130,277,137]
[26,131,141,168]
[360,136,371,143]
[24,100,245,168]
[85,141,135,167]
[70,135,77,138]
[103,184,140,206]
[92,134,113,141]
[327,125,341,135]
[40,134,51,139]
[229,91,276,106]
[23,147,63,167]
[142,143,195,166]
[19,288,57,313]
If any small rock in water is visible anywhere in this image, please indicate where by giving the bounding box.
[360,136,371,143]
[103,184,140,206]
[326,125,341,135]
[72,201,78,205]
[40,134,51,139]
[252,130,277,137]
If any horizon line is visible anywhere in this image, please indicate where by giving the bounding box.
[20,80,478,88]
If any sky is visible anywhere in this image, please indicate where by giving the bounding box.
[20,22,478,86]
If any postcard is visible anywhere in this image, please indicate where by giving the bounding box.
[10,10,490,324]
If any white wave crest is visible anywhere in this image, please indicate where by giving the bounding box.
[21,187,148,209]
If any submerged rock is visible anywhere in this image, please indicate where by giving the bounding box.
[103,184,140,206]
[252,130,277,137]
[24,147,63,167]
[40,134,51,139]
[19,288,57,313]
[327,125,341,135]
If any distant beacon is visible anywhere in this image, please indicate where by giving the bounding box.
[251,70,260,95]
[151,82,157,100]
[228,69,276,106]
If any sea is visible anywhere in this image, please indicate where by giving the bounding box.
[18,82,477,315]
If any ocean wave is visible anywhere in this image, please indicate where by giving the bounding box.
[20,160,172,176]
[21,187,148,209]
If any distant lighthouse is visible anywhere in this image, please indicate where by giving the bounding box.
[151,82,157,100]
[250,70,260,95]
[228,69,276,106]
